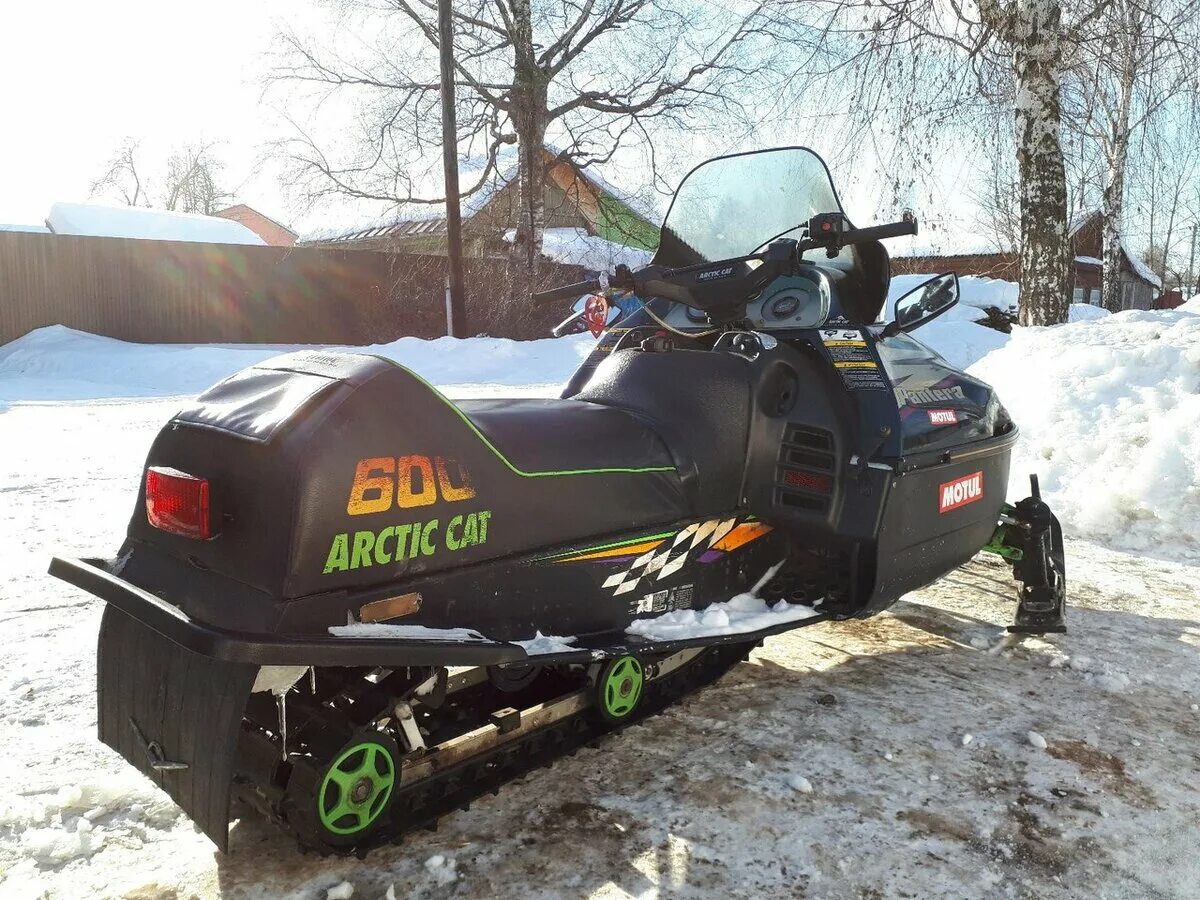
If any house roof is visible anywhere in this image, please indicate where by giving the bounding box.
[213,204,297,238]
[301,145,660,245]
[896,209,1160,290]
[0,223,50,234]
[46,202,265,245]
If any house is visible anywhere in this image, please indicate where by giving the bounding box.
[213,204,297,247]
[891,210,1160,310]
[43,202,265,245]
[302,146,660,263]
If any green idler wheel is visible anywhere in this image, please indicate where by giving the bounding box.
[595,655,644,724]
[316,732,398,838]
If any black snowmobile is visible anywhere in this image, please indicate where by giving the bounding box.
[50,147,1066,855]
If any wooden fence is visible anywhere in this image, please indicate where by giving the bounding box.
[0,232,585,346]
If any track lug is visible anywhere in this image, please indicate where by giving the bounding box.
[488,707,521,734]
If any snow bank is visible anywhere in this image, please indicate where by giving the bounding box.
[47,202,265,245]
[967,308,1200,560]
[1069,303,1110,322]
[0,222,50,233]
[504,226,653,272]
[0,325,597,401]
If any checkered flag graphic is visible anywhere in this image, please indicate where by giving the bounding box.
[602,517,737,596]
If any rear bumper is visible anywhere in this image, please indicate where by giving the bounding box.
[49,556,528,667]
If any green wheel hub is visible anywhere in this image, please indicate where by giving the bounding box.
[599,655,644,721]
[316,738,396,835]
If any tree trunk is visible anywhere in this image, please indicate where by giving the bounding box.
[1099,5,1137,313]
[509,0,547,274]
[1011,0,1071,326]
[1100,136,1131,312]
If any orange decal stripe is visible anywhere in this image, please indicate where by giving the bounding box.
[711,522,773,552]
[554,538,667,563]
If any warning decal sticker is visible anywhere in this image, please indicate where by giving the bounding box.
[819,329,887,391]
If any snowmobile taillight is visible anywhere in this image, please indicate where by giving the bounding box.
[145,466,211,540]
[783,470,832,494]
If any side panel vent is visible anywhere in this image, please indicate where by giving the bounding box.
[776,425,836,515]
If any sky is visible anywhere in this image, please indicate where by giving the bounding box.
[0,0,984,250]
[0,1,296,227]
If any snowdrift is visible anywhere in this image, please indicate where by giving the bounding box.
[969,307,1200,561]
[0,325,596,402]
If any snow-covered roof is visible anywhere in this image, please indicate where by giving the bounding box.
[503,227,653,273]
[1124,251,1162,290]
[0,223,50,234]
[47,202,266,245]
[1069,208,1097,236]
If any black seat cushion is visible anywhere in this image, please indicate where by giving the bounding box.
[574,349,752,515]
[457,398,679,476]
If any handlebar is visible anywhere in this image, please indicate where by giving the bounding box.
[531,278,601,306]
[529,214,918,320]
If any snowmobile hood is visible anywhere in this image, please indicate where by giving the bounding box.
[653,147,891,325]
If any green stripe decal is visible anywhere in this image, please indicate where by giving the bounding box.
[534,529,678,562]
[380,359,677,478]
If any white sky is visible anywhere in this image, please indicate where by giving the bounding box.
[0,1,295,226]
[0,1,984,248]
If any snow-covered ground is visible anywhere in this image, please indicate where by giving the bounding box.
[1,298,1199,897]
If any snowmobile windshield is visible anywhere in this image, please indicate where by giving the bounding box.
[654,147,891,323]
[656,147,849,266]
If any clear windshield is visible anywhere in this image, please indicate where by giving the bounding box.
[654,148,851,267]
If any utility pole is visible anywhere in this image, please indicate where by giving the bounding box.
[1188,222,1198,298]
[439,0,467,337]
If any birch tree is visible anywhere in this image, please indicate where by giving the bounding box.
[1064,0,1200,311]
[276,0,806,271]
[828,0,1108,325]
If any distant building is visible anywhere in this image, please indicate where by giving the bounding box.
[213,204,297,247]
[43,202,265,245]
[302,146,660,260]
[891,210,1161,310]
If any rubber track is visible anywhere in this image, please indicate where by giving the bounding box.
[275,642,754,857]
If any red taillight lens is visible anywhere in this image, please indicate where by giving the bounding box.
[145,466,211,539]
[783,469,832,494]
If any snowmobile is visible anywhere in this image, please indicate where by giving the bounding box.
[50,146,1066,855]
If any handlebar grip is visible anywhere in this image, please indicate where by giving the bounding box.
[530,278,602,306]
[846,220,918,242]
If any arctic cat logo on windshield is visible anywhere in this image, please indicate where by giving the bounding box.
[897,385,966,406]
[696,266,735,282]
[938,472,983,513]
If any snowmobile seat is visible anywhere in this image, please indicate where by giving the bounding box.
[456,398,683,482]
[574,348,753,516]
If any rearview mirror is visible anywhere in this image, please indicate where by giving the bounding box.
[884,273,959,337]
[550,293,623,337]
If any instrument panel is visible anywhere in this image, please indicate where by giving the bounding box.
[660,268,832,331]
